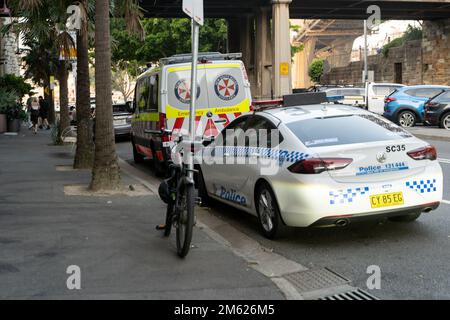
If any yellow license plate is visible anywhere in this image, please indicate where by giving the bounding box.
[370,192,404,208]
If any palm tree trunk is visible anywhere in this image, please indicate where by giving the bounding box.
[58,62,70,142]
[74,0,94,169]
[90,0,121,191]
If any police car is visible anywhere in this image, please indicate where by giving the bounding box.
[197,104,443,239]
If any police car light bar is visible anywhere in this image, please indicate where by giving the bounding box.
[160,52,242,65]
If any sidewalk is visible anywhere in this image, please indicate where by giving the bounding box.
[407,126,450,142]
[0,127,283,299]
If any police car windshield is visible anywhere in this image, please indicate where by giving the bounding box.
[287,114,412,147]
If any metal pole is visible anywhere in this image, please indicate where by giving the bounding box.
[363,19,369,106]
[364,19,368,83]
[188,19,200,178]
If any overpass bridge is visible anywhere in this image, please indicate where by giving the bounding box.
[139,0,450,98]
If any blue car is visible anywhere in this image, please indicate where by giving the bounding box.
[383,85,450,127]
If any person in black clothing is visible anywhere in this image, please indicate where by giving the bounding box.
[38,96,50,130]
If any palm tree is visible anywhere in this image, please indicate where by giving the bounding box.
[73,0,94,168]
[90,0,143,190]
[8,0,74,137]
[89,0,119,190]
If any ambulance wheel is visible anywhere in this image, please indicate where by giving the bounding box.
[255,182,286,239]
[132,139,144,164]
[197,168,210,207]
[388,212,421,222]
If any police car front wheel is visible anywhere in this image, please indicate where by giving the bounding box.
[256,183,286,239]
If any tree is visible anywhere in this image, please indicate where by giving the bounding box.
[8,0,74,134]
[111,18,228,64]
[73,0,95,169]
[111,60,140,102]
[90,0,120,191]
[308,59,324,83]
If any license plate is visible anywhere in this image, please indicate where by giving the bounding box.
[370,192,404,208]
[114,119,126,125]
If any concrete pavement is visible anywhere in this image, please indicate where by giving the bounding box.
[0,127,283,299]
[407,126,450,142]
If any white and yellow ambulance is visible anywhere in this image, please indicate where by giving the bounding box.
[130,53,252,175]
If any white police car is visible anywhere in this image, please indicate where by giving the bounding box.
[197,104,443,239]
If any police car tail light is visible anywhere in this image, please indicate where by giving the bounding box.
[288,158,353,174]
[407,145,437,161]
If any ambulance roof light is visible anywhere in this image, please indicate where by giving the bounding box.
[160,52,242,65]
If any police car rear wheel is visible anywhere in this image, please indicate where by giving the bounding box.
[256,183,285,239]
[388,212,421,222]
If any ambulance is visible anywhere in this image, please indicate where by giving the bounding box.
[130,52,252,175]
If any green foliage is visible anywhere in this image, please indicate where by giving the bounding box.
[0,75,33,99]
[111,18,228,64]
[308,59,324,83]
[0,88,26,121]
[381,25,422,57]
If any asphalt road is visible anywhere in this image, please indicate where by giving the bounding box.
[116,136,450,300]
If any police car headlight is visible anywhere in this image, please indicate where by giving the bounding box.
[126,116,132,124]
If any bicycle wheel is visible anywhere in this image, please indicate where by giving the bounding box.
[175,182,195,258]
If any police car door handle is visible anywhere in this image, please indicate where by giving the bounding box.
[251,152,260,157]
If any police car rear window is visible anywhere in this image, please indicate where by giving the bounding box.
[287,114,412,147]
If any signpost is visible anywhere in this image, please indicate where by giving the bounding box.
[182,0,203,180]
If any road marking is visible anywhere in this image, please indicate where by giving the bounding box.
[442,200,450,205]
[438,158,450,164]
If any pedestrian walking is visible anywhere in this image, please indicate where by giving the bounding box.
[38,96,50,130]
[26,95,33,129]
[30,97,40,134]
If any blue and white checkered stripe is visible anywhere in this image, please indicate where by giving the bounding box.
[329,187,370,205]
[406,179,437,194]
[213,146,309,164]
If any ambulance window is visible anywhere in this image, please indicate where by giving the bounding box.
[137,77,150,111]
[147,75,159,111]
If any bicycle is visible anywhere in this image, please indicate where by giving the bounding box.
[150,130,200,258]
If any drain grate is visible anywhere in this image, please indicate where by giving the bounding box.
[283,267,350,292]
[319,288,379,300]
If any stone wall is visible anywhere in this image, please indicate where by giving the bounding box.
[422,19,450,86]
[321,18,450,86]
[321,40,422,85]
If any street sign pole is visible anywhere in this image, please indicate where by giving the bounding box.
[188,19,200,179]
[183,0,203,180]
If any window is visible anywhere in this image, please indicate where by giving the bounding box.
[373,86,397,96]
[245,115,283,148]
[435,91,450,102]
[135,75,159,112]
[286,114,412,147]
[409,88,444,98]
[219,116,250,146]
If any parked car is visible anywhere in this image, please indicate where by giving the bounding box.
[324,87,365,107]
[366,82,405,114]
[383,85,450,127]
[198,104,442,239]
[130,52,252,176]
[424,89,450,129]
[112,102,133,137]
